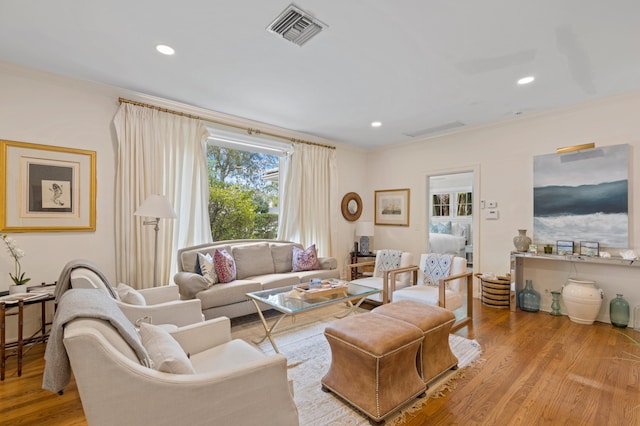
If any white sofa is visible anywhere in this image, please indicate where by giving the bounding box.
[63,316,299,426]
[174,240,340,319]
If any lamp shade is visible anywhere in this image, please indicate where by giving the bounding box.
[355,221,374,236]
[134,195,177,219]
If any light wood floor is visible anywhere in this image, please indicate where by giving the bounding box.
[1,300,639,425]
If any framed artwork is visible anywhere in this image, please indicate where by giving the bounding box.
[375,188,410,226]
[557,240,574,255]
[1,140,96,232]
[533,144,629,247]
[580,241,599,257]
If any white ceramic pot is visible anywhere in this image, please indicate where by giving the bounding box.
[9,284,28,294]
[561,278,604,325]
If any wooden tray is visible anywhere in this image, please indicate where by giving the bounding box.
[295,284,349,299]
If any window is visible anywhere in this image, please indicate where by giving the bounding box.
[206,129,291,241]
[432,193,450,217]
[456,192,472,216]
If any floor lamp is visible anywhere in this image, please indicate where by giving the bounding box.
[134,194,177,286]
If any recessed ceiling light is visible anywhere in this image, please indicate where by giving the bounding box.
[517,76,535,85]
[156,44,175,55]
[371,121,382,128]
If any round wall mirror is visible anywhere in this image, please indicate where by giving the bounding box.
[341,192,362,221]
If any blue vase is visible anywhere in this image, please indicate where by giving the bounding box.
[610,294,630,328]
[518,280,541,312]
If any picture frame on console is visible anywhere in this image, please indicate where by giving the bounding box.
[374,188,410,226]
[580,241,599,257]
[557,240,574,255]
[0,140,96,232]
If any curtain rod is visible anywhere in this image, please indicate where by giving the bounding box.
[118,97,336,150]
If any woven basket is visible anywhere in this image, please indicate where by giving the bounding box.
[475,273,511,309]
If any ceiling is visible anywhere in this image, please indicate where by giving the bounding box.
[1,1,639,148]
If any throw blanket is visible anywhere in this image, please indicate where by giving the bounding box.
[373,249,403,277]
[42,289,151,394]
[422,253,453,286]
[55,259,118,303]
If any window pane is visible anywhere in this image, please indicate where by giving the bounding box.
[456,192,472,216]
[207,145,279,240]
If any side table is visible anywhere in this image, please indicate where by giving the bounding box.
[0,293,55,380]
[350,252,376,280]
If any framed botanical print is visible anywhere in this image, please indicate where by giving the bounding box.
[1,140,96,232]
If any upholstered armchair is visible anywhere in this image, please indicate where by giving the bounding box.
[392,254,473,331]
[70,267,204,327]
[63,316,299,426]
[348,250,416,303]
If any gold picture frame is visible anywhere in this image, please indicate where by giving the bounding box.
[0,140,96,232]
[374,188,410,226]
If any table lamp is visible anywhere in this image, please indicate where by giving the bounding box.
[355,221,374,255]
[134,194,177,286]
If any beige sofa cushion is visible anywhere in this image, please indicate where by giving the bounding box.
[270,243,302,273]
[233,243,275,280]
[196,280,262,309]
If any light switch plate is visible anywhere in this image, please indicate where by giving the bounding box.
[487,200,497,208]
[487,209,499,219]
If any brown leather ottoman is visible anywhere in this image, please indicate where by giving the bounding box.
[321,313,425,424]
[372,300,457,386]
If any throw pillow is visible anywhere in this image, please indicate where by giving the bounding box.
[373,250,403,277]
[214,249,236,283]
[138,323,195,374]
[197,252,219,285]
[292,244,320,272]
[431,221,452,234]
[116,282,147,306]
[422,253,453,286]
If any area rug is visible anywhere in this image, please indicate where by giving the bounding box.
[231,306,482,425]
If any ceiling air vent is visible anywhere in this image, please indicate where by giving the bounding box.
[267,4,327,46]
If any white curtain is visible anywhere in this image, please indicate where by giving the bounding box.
[278,143,338,257]
[114,103,211,288]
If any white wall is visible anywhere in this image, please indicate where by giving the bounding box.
[0,62,121,291]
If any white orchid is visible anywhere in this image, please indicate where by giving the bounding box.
[2,234,31,285]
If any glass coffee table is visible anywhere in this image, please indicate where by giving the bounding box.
[246,281,380,353]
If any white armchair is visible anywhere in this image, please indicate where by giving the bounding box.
[70,268,204,327]
[349,250,415,303]
[63,316,299,426]
[392,254,473,331]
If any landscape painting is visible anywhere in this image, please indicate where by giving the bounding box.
[533,144,629,248]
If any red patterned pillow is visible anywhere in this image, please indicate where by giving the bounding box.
[292,244,320,272]
[213,249,236,283]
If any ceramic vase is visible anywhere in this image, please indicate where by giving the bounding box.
[561,278,604,325]
[609,294,630,328]
[550,291,562,315]
[513,229,531,252]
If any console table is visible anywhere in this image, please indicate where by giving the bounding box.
[509,252,640,321]
[1,293,55,380]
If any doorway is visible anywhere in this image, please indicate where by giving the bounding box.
[426,170,477,269]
